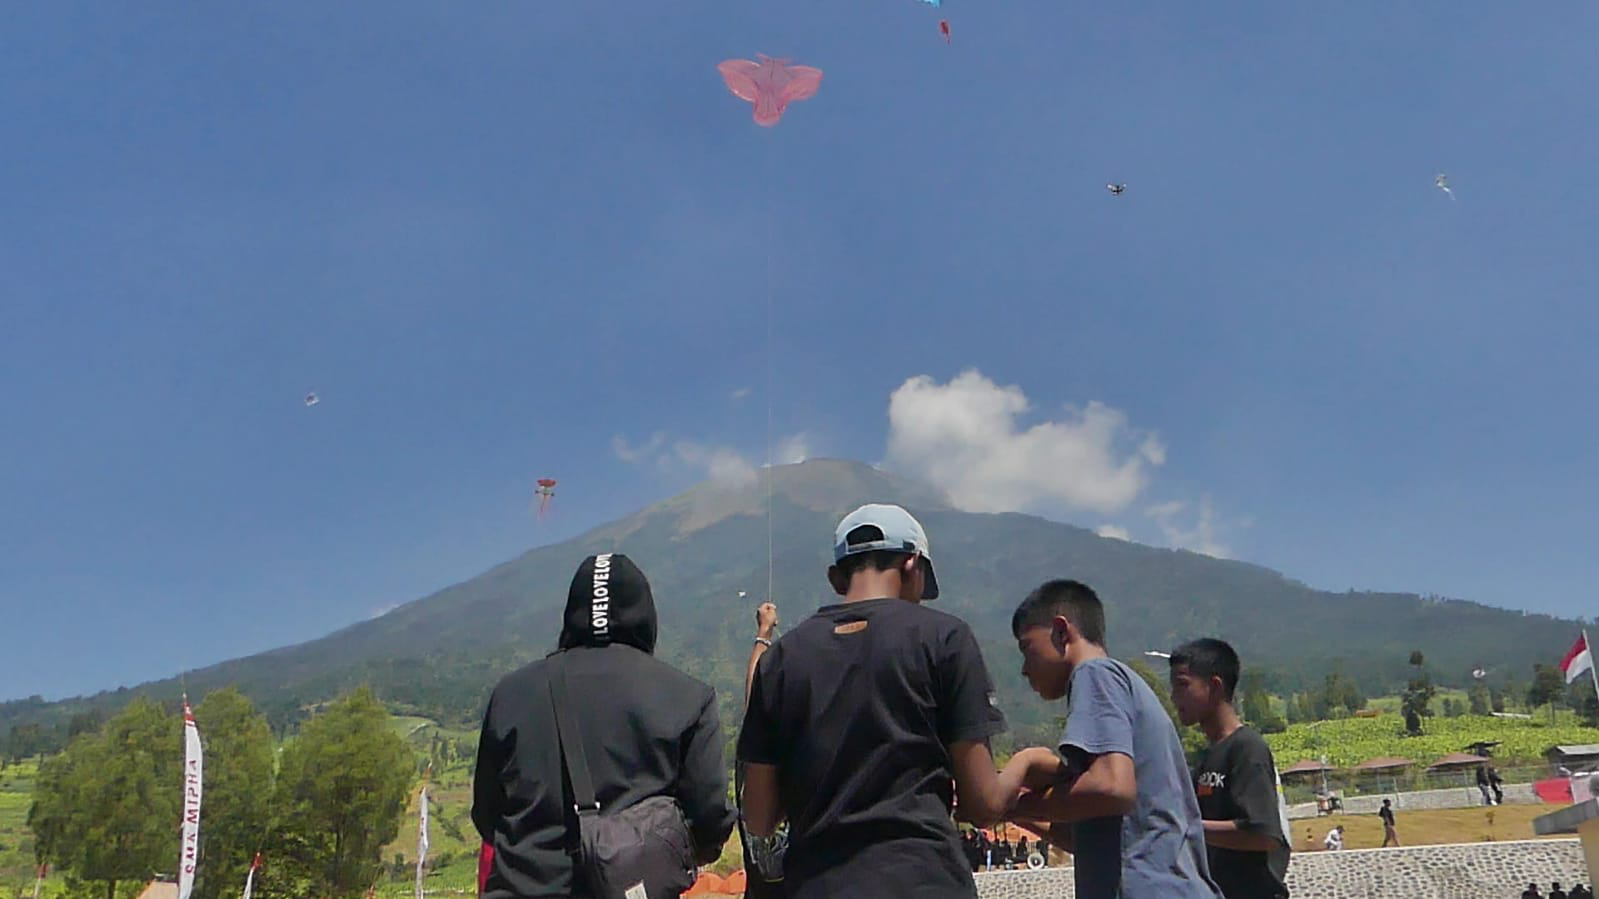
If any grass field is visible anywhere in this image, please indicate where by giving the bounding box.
[1288,804,1567,854]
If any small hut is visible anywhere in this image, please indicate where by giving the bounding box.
[1351,756,1414,794]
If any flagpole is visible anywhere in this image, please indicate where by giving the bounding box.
[1584,630,1599,711]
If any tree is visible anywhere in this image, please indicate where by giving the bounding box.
[1239,671,1286,734]
[1442,698,1464,718]
[1468,682,1492,716]
[28,697,181,899]
[1528,665,1567,723]
[1284,693,1305,725]
[192,688,276,899]
[1400,650,1436,736]
[4,723,47,765]
[262,687,413,899]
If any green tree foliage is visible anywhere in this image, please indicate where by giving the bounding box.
[1528,665,1568,723]
[261,687,413,899]
[191,689,275,899]
[28,697,180,899]
[1442,698,1464,718]
[4,723,48,765]
[1305,668,1366,719]
[1468,682,1492,716]
[1238,671,1286,734]
[1401,650,1436,736]
[1283,694,1303,724]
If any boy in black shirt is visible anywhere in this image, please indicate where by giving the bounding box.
[1169,638,1291,899]
[738,503,1053,899]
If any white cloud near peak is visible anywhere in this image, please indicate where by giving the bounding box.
[1096,524,1132,541]
[885,370,1164,516]
[1147,497,1231,558]
[612,430,810,489]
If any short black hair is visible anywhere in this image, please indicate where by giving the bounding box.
[1010,579,1105,646]
[1169,638,1241,701]
[833,525,914,580]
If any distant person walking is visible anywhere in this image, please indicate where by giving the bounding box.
[1489,763,1505,805]
[1379,799,1399,847]
[471,554,736,898]
[1477,765,1494,805]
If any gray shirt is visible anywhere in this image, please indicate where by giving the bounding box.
[1059,657,1221,899]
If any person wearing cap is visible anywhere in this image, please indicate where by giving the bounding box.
[737,504,1057,899]
[471,553,736,898]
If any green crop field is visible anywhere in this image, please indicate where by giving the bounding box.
[1266,708,1597,768]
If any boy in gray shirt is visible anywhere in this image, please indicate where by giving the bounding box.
[1008,579,1221,899]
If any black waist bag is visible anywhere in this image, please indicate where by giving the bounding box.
[549,655,697,899]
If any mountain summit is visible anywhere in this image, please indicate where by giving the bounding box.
[0,459,1579,743]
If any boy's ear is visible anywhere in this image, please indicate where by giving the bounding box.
[1050,615,1072,652]
[826,564,847,596]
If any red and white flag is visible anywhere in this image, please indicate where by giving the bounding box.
[178,699,203,899]
[241,853,261,899]
[1561,633,1594,684]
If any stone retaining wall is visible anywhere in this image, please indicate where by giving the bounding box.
[973,839,1585,899]
[1286,783,1539,819]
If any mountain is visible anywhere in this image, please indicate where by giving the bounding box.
[0,458,1582,748]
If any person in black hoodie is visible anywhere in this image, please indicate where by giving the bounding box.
[471,553,736,898]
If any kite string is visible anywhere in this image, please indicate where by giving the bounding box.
[765,134,775,604]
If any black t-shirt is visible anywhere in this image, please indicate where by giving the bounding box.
[737,598,1007,899]
[1193,726,1290,899]
[1379,805,1395,826]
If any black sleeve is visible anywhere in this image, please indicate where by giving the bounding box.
[736,647,781,765]
[1225,741,1287,845]
[678,689,737,863]
[935,622,1007,745]
[470,690,506,843]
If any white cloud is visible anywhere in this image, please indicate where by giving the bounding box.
[614,428,809,488]
[885,369,1164,516]
[673,441,758,489]
[773,433,810,466]
[1096,524,1132,541]
[731,387,752,401]
[368,603,400,619]
[1147,497,1231,558]
[612,431,667,463]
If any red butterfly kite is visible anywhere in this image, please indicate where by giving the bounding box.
[717,54,823,127]
[940,20,951,43]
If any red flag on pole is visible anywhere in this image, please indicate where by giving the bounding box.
[1561,633,1594,684]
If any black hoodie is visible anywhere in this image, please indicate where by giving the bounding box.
[471,554,735,898]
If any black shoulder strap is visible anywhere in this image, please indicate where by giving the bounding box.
[548,653,600,814]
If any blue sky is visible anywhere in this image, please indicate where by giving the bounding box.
[3,2,1596,701]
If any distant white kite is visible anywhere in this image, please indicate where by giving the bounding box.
[304,392,320,407]
[1107,183,1126,196]
[738,591,748,598]
[1472,667,1489,680]
[1435,173,1455,201]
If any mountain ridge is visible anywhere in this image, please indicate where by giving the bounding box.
[1,459,1582,747]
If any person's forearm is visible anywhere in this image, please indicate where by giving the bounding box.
[744,626,774,707]
[744,645,767,706]
[1202,820,1280,852]
[1011,753,1133,824]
